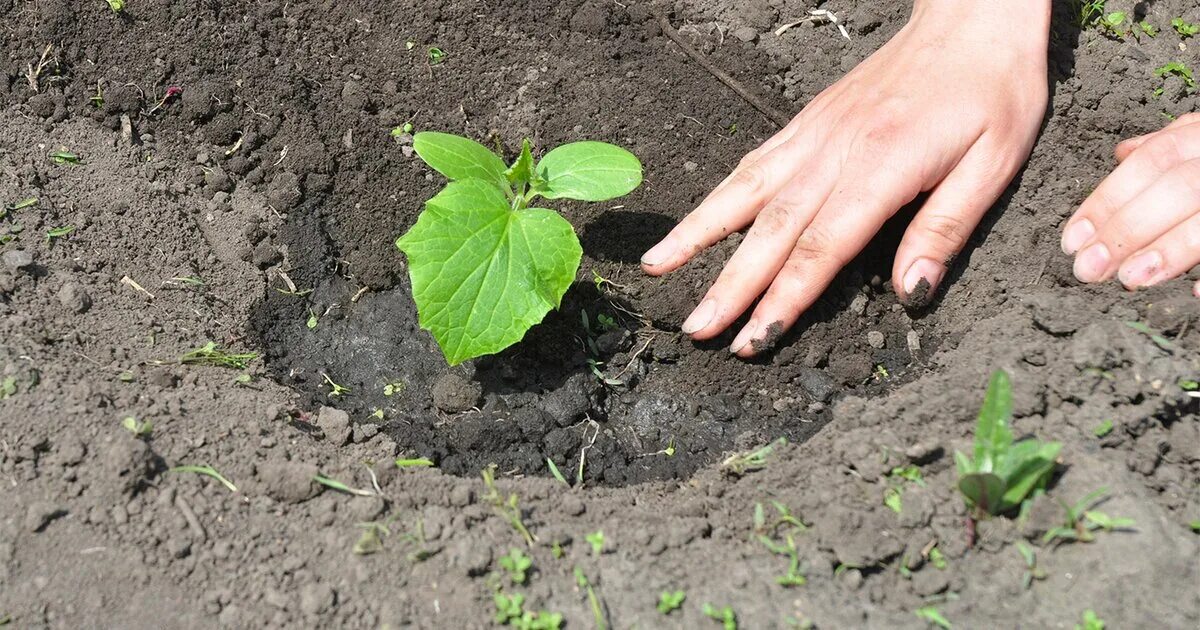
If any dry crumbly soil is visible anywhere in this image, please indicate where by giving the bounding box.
[2,0,1199,627]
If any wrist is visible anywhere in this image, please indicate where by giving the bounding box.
[909,0,1051,56]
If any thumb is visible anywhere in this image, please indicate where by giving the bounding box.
[892,144,1015,307]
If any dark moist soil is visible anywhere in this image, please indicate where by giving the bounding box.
[2,0,1200,628]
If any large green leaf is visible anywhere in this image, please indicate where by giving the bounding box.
[534,141,642,201]
[972,370,1014,473]
[396,179,582,365]
[958,472,1006,515]
[413,132,508,188]
[996,440,1061,513]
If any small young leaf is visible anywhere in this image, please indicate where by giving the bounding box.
[507,138,536,186]
[534,142,642,201]
[412,132,508,188]
[973,370,1014,473]
[397,180,582,364]
[995,440,1061,513]
[958,472,1005,514]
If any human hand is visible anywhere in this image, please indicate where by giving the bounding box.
[641,1,1051,357]
[1062,112,1200,299]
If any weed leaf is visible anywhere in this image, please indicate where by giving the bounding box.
[506,138,536,186]
[973,370,1013,472]
[958,472,1005,514]
[995,440,1061,512]
[397,179,582,364]
[534,142,642,201]
[413,132,508,189]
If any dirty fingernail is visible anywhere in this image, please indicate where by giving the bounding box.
[730,320,758,354]
[902,257,946,301]
[681,298,717,334]
[1117,250,1163,288]
[1073,242,1111,283]
[641,237,676,267]
[1061,219,1094,255]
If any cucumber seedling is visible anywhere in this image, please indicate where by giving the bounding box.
[396,132,642,365]
[955,370,1061,517]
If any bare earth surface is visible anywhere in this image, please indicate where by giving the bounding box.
[2,0,1199,627]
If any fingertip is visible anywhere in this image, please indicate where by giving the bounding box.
[897,257,946,307]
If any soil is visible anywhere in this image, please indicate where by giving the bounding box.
[2,0,1199,628]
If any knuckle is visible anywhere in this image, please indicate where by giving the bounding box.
[1171,159,1200,200]
[787,225,841,268]
[919,212,973,251]
[1177,112,1200,126]
[1141,134,1185,171]
[730,164,768,196]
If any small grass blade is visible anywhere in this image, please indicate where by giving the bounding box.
[313,474,375,496]
[395,457,435,468]
[169,464,237,492]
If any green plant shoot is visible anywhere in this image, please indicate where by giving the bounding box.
[396,132,642,364]
[955,370,1061,516]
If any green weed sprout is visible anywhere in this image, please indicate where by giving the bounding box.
[121,416,152,437]
[1015,541,1047,589]
[168,464,237,492]
[657,590,686,614]
[720,437,788,476]
[585,530,605,556]
[499,548,532,584]
[1076,609,1105,630]
[1155,62,1197,91]
[105,0,125,12]
[179,342,257,369]
[395,457,434,468]
[955,370,1061,516]
[482,465,537,546]
[702,603,738,630]
[1043,487,1136,545]
[572,567,607,629]
[915,606,951,629]
[753,501,808,586]
[396,132,642,365]
[1172,17,1199,38]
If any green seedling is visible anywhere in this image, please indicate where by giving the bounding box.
[551,541,564,558]
[657,590,686,614]
[1180,379,1199,391]
[90,83,104,107]
[499,548,532,584]
[370,408,384,420]
[427,47,447,65]
[322,373,350,397]
[168,464,237,492]
[46,226,74,244]
[572,567,607,630]
[702,603,738,630]
[118,371,134,382]
[306,310,319,329]
[1043,487,1136,545]
[105,0,125,12]
[383,381,406,396]
[353,521,390,555]
[1076,610,1105,630]
[1015,541,1047,589]
[482,464,536,546]
[915,605,951,629]
[395,132,641,365]
[1,376,18,399]
[928,545,947,570]
[955,370,1061,516]
[1099,11,1127,36]
[396,457,435,468]
[1154,62,1197,92]
[585,530,605,556]
[3,197,37,218]
[1139,21,1158,37]
[179,342,257,369]
[234,373,252,385]
[1072,0,1107,26]
[121,416,152,437]
[546,458,569,486]
[720,437,787,476]
[313,474,375,496]
[1188,520,1200,533]
[493,592,562,628]
[1172,17,1199,37]
[49,150,82,165]
[1093,419,1114,437]
[753,501,808,587]
[884,465,925,515]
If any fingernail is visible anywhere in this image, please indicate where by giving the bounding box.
[730,319,758,353]
[641,237,676,267]
[1117,250,1163,288]
[1061,219,1094,255]
[1073,242,1111,283]
[902,257,946,301]
[681,298,717,334]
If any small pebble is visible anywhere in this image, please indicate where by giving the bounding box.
[2,250,34,272]
[683,161,698,172]
[906,330,921,353]
[867,331,886,349]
